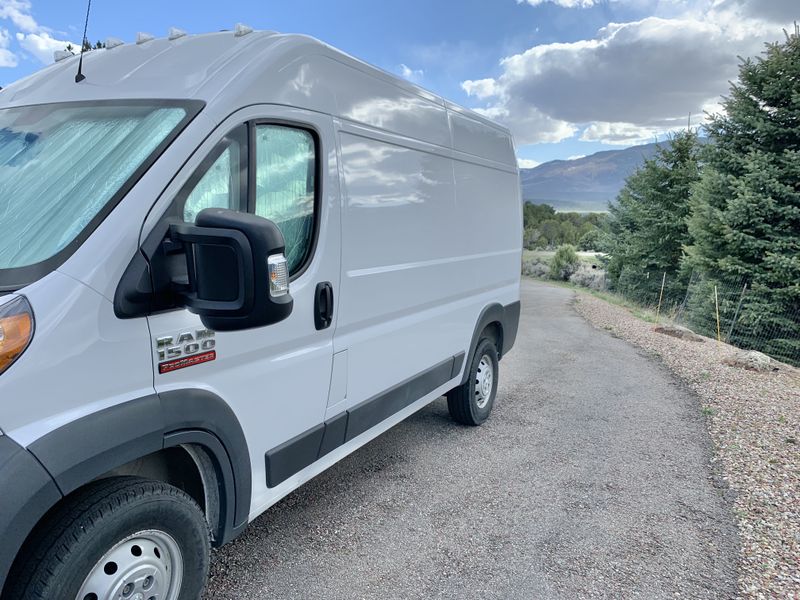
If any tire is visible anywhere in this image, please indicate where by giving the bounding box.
[8,476,210,600]
[447,338,499,426]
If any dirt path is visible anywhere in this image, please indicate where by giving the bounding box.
[204,279,738,599]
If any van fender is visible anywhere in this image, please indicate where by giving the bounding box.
[460,301,521,385]
[0,436,62,595]
[25,389,250,545]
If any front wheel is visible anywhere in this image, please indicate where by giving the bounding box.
[8,477,210,600]
[446,338,499,426]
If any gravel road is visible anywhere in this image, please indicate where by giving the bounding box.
[204,279,738,599]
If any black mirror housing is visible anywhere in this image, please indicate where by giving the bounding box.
[114,209,293,331]
[174,208,293,331]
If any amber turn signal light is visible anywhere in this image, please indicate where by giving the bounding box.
[0,296,34,375]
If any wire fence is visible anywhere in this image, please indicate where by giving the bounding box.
[612,267,800,367]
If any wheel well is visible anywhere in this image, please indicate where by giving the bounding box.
[2,445,219,600]
[99,445,219,536]
[481,321,504,358]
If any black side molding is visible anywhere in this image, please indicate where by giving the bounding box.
[318,411,348,458]
[265,424,325,488]
[265,353,463,488]
[345,356,455,441]
[265,410,350,489]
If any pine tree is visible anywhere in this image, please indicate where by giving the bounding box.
[606,130,701,306]
[686,28,800,362]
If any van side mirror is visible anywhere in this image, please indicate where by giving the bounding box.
[171,208,293,331]
[115,209,293,331]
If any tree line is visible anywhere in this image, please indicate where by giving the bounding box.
[603,29,800,362]
[523,203,608,250]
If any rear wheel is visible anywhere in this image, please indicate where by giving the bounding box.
[447,338,499,426]
[8,476,210,600]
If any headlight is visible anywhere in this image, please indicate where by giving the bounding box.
[0,296,34,375]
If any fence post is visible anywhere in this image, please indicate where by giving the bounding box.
[726,283,747,343]
[655,272,666,324]
[714,285,722,342]
[676,270,694,322]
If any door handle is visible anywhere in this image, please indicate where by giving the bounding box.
[314,281,334,330]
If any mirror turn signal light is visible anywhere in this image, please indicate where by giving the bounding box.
[267,254,289,298]
[0,296,34,375]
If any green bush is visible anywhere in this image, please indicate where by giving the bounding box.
[577,228,601,251]
[549,244,580,280]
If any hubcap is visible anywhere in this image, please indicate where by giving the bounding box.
[474,354,494,409]
[76,530,183,600]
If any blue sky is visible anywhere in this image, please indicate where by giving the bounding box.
[0,0,794,165]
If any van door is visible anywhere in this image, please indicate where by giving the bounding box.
[144,107,341,515]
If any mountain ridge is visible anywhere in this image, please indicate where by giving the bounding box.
[520,142,662,212]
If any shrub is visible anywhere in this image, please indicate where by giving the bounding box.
[549,244,580,280]
[522,255,549,278]
[577,229,601,251]
[569,264,607,290]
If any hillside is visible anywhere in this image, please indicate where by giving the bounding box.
[520,142,662,212]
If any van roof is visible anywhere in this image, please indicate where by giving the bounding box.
[0,30,512,140]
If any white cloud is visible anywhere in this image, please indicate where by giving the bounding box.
[712,0,798,24]
[16,31,76,64]
[567,154,586,160]
[475,102,577,145]
[580,122,664,145]
[398,63,424,83]
[464,4,790,145]
[0,0,37,33]
[461,78,498,100]
[0,1,79,66]
[518,158,541,168]
[0,28,17,67]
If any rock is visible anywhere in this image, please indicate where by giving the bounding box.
[723,350,774,372]
[653,324,705,342]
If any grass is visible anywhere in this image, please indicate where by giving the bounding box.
[539,277,663,324]
[522,251,668,327]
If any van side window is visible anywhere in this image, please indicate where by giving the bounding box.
[255,125,316,274]
[182,126,247,223]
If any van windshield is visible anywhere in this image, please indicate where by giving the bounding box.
[0,101,192,273]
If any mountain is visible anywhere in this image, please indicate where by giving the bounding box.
[520,142,662,212]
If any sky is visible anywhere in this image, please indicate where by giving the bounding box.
[0,0,796,165]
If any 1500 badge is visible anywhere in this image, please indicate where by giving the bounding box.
[155,329,216,374]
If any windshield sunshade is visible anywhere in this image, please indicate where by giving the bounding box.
[0,102,192,273]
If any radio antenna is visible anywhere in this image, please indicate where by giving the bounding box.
[75,0,92,83]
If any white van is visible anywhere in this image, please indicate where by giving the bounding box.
[0,28,521,599]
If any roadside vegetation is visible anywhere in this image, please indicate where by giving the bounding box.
[524,29,800,366]
[523,202,608,250]
[527,30,800,597]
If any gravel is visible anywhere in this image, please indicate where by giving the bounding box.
[203,280,738,599]
[574,287,800,598]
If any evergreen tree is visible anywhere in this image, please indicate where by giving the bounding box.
[686,28,800,362]
[605,130,701,305]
